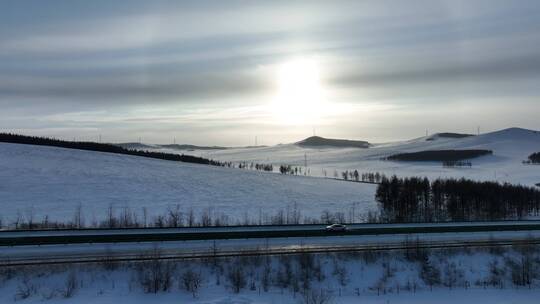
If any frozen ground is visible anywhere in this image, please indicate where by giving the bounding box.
[1,245,540,304]
[2,285,539,304]
[177,127,540,186]
[0,142,376,226]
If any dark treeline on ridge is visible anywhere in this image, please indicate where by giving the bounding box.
[386,149,492,162]
[296,136,370,148]
[425,132,474,141]
[442,160,472,168]
[0,133,221,166]
[528,152,540,164]
[376,176,540,222]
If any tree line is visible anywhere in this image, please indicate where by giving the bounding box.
[376,176,540,222]
[385,150,492,162]
[442,160,472,168]
[5,202,362,230]
[340,171,385,183]
[279,165,308,175]
[0,133,222,166]
[528,152,540,164]
[238,162,273,172]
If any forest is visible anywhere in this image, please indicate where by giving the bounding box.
[386,149,492,162]
[0,133,221,166]
[425,132,474,141]
[376,176,540,222]
[528,152,540,164]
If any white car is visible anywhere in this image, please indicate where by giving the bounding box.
[325,224,347,232]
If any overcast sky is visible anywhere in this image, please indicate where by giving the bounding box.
[1,0,540,145]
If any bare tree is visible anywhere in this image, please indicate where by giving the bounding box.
[167,204,183,227]
[142,207,148,227]
[227,261,246,293]
[187,208,195,227]
[301,289,333,304]
[107,203,116,228]
[15,276,37,300]
[25,207,35,229]
[419,255,441,289]
[201,208,212,227]
[137,249,175,293]
[62,271,78,298]
[261,257,271,292]
[181,269,202,298]
[73,203,83,229]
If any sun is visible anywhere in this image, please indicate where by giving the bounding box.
[270,58,327,125]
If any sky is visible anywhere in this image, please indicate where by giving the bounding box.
[1,0,540,146]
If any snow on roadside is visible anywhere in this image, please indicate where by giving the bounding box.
[2,245,540,303]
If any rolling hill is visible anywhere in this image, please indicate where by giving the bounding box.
[0,142,376,226]
[182,127,540,186]
[296,136,370,148]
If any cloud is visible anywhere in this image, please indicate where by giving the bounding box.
[330,54,540,89]
[0,68,272,104]
[1,0,540,143]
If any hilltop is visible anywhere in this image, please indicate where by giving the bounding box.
[426,132,475,141]
[183,127,540,186]
[296,136,370,148]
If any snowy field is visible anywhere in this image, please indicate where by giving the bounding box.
[177,128,540,186]
[2,127,539,227]
[0,142,376,226]
[2,287,537,304]
[2,245,540,304]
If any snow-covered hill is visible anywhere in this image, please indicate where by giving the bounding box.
[0,142,376,226]
[2,127,537,227]
[183,128,540,186]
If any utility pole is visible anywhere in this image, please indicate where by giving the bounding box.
[477,126,480,135]
[99,134,102,143]
[255,136,258,146]
[173,137,176,145]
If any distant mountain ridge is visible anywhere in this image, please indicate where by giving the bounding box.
[117,142,227,150]
[117,142,267,151]
[159,144,228,151]
[116,142,156,149]
[296,136,370,148]
[426,132,475,141]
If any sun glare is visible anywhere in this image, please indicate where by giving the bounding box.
[271,58,327,125]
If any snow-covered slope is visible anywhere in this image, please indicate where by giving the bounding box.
[0,142,376,225]
[2,127,536,226]
[184,128,540,186]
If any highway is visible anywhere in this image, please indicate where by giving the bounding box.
[3,220,540,246]
[1,221,540,266]
[1,230,540,267]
